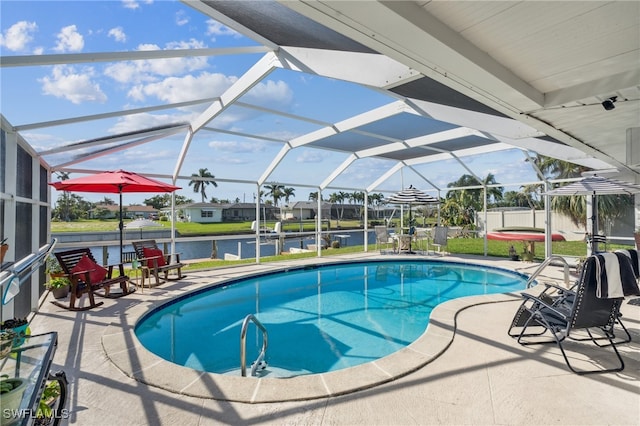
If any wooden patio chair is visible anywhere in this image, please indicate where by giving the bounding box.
[54,248,132,311]
[132,240,185,286]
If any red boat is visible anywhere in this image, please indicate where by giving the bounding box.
[486,227,565,242]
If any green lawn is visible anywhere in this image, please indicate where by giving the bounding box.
[50,219,350,235]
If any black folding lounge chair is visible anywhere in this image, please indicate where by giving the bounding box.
[509,252,639,375]
[508,250,640,344]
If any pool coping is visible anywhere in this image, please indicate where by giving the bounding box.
[102,262,524,403]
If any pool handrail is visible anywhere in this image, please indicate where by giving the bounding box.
[240,314,268,377]
[526,255,571,288]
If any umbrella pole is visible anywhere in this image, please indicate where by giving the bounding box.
[591,193,599,254]
[119,190,123,263]
[409,205,412,252]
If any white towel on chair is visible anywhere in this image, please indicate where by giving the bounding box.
[595,253,624,298]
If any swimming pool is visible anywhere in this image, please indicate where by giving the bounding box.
[135,259,528,378]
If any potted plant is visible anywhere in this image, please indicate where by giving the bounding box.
[520,241,535,262]
[35,380,62,425]
[1,374,27,426]
[508,245,519,261]
[0,237,8,264]
[1,318,29,347]
[0,330,16,360]
[45,255,64,278]
[46,276,70,300]
[574,256,587,276]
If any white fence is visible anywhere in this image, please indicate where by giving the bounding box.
[476,208,635,244]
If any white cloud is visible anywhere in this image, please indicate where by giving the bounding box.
[244,80,294,109]
[108,27,127,42]
[53,25,84,52]
[39,65,107,104]
[176,10,189,26]
[128,72,237,103]
[296,149,329,163]
[127,148,174,161]
[104,62,158,85]
[104,40,209,84]
[0,21,37,52]
[108,112,191,134]
[205,19,240,39]
[21,132,67,152]
[121,0,140,10]
[208,140,267,154]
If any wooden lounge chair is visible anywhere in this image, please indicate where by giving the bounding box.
[53,248,132,311]
[509,252,639,374]
[132,240,185,286]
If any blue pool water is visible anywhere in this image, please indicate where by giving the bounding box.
[135,260,528,377]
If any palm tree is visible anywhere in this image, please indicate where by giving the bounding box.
[264,183,284,206]
[282,187,296,204]
[520,183,544,209]
[533,155,631,227]
[531,154,588,181]
[308,191,322,201]
[189,168,217,202]
[55,171,71,221]
[482,173,503,205]
[446,173,503,211]
[368,192,385,219]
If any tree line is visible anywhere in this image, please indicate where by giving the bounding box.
[54,156,630,226]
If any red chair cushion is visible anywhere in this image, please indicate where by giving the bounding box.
[71,254,107,284]
[143,247,166,267]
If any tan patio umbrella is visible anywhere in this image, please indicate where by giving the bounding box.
[385,185,439,253]
[544,175,640,253]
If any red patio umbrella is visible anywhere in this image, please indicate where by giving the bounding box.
[49,170,180,263]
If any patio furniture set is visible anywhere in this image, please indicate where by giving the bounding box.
[52,240,185,311]
[375,225,449,255]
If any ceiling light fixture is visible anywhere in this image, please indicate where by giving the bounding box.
[602,96,617,111]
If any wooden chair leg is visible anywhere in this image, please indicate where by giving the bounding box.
[154,270,162,286]
[52,283,103,311]
[86,287,99,307]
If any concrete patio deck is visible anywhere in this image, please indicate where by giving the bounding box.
[27,253,640,425]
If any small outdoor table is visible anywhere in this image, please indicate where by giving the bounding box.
[334,234,351,246]
[0,332,68,425]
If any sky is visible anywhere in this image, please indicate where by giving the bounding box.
[0,0,541,207]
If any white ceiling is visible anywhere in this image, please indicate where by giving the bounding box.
[277,0,640,178]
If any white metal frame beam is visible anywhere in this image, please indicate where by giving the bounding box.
[172,52,281,181]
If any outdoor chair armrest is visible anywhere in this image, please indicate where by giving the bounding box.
[105,263,126,277]
[69,269,103,288]
[139,255,160,260]
[139,255,161,264]
[70,268,94,276]
[520,293,570,320]
[165,252,182,261]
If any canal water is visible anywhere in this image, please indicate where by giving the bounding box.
[62,230,376,265]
